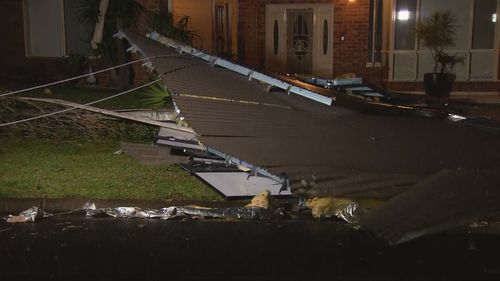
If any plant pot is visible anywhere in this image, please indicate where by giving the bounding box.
[423,73,454,97]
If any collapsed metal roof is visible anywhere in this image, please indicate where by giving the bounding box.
[118,30,500,241]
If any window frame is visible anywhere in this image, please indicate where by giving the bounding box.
[367,0,384,67]
[23,0,67,58]
[388,0,500,82]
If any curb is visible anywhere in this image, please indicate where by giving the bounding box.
[0,198,247,215]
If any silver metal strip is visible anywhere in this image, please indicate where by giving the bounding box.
[156,139,206,151]
[206,147,287,187]
[146,32,333,106]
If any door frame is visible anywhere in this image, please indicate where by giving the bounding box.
[265,3,334,78]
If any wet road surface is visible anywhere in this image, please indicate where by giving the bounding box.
[1,216,500,281]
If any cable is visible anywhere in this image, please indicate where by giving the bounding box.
[0,54,184,98]
[0,79,161,128]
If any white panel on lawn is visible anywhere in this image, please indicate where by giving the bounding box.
[196,172,291,197]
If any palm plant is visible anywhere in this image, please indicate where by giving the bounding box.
[139,82,172,109]
[415,10,464,74]
[77,0,143,88]
[148,11,195,45]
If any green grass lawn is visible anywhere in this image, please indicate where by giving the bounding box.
[0,138,221,200]
[19,84,160,110]
[1,85,219,200]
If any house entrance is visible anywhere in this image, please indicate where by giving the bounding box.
[266,4,333,78]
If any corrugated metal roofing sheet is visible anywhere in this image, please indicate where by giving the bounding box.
[121,30,500,199]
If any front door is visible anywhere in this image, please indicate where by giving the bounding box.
[265,4,333,78]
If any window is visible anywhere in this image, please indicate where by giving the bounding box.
[470,0,497,80]
[390,0,499,82]
[368,0,383,66]
[24,0,91,57]
[63,0,92,55]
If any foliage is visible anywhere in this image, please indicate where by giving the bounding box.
[0,97,122,143]
[415,10,465,74]
[56,54,88,78]
[148,12,195,44]
[138,82,172,109]
[19,85,165,110]
[0,86,166,143]
[78,0,143,57]
[77,0,144,87]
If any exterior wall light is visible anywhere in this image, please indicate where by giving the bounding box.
[397,10,410,21]
[493,13,497,23]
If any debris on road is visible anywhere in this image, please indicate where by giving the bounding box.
[4,192,288,223]
[83,199,287,221]
[5,207,52,223]
[245,190,274,209]
[306,197,368,223]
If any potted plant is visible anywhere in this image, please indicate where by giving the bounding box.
[415,10,464,97]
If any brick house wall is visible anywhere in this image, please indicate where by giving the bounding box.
[235,0,499,92]
[1,0,496,92]
[237,0,385,86]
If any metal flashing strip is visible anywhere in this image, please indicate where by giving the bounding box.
[206,147,288,189]
[333,78,363,86]
[142,31,333,106]
[116,31,158,75]
[156,138,206,151]
[364,92,385,98]
[20,97,196,140]
[350,87,373,91]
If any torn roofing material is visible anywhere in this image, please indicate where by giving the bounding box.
[359,168,500,244]
[119,30,500,202]
[20,97,195,140]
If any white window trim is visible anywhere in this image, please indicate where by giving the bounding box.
[388,0,500,82]
[367,0,383,67]
[23,0,67,58]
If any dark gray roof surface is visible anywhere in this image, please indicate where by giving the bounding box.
[122,31,500,199]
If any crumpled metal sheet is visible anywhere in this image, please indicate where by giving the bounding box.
[4,203,287,223]
[334,202,363,224]
[5,207,52,223]
[83,202,287,220]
